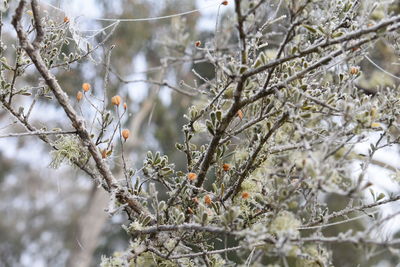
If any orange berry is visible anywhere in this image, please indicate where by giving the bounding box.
[111,95,121,106]
[242,192,250,199]
[122,129,130,140]
[187,172,197,181]
[237,110,244,119]
[64,16,70,23]
[123,102,128,110]
[222,163,231,171]
[76,91,83,101]
[221,1,228,5]
[82,83,91,92]
[195,41,201,47]
[204,195,212,205]
[350,66,359,75]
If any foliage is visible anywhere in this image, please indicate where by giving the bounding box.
[1,0,400,266]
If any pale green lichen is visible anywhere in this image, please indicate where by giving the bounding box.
[296,245,332,267]
[101,251,178,267]
[234,148,249,162]
[240,179,259,193]
[50,135,89,168]
[127,221,143,232]
[100,253,127,267]
[270,211,301,238]
[208,254,226,267]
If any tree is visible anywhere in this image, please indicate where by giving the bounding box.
[1,0,400,266]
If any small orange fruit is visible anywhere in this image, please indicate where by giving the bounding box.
[187,172,197,181]
[195,41,201,47]
[111,95,121,106]
[349,67,359,75]
[64,16,70,23]
[221,1,228,5]
[123,102,128,110]
[242,192,250,199]
[82,83,91,92]
[122,129,130,140]
[204,195,212,205]
[76,91,83,101]
[222,163,231,171]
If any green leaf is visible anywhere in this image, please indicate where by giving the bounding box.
[206,120,215,135]
[302,24,317,33]
[216,110,222,122]
[377,193,385,201]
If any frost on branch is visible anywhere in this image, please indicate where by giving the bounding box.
[2,0,400,266]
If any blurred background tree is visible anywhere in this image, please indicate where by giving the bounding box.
[0,0,399,266]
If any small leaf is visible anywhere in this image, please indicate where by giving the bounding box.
[332,31,344,38]
[302,24,317,33]
[377,193,385,201]
[216,110,222,122]
[210,112,216,125]
[206,120,214,135]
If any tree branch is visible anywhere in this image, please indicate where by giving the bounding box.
[0,130,77,138]
[12,0,150,217]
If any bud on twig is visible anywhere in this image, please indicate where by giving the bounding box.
[187,172,197,181]
[122,129,130,141]
[111,95,121,106]
[82,83,91,92]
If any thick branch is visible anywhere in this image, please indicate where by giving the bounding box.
[130,223,235,237]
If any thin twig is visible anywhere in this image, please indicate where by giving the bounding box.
[0,130,77,138]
